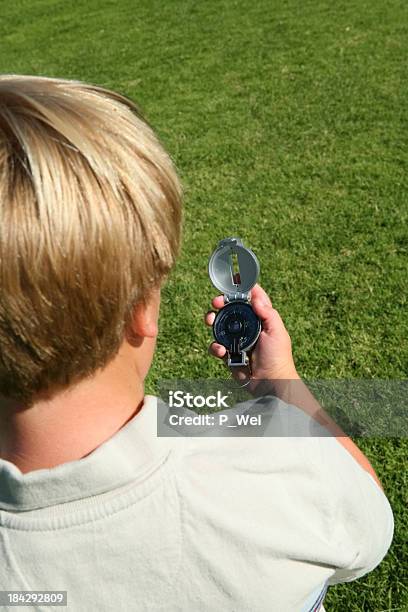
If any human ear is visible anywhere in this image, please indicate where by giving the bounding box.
[129,287,161,340]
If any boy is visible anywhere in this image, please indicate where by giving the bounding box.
[0,75,393,611]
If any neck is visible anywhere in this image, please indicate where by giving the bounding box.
[0,342,146,474]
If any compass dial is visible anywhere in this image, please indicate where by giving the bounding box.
[213,301,261,354]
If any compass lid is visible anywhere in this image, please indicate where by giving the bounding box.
[208,237,260,299]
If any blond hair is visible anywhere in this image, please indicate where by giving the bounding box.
[0,74,182,407]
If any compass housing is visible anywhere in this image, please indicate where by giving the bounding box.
[208,238,261,366]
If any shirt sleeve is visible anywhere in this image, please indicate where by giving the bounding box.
[316,436,395,585]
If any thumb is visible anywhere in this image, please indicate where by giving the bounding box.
[251,299,288,335]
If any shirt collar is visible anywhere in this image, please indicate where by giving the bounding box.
[0,395,169,512]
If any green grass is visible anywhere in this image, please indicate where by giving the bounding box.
[0,0,407,609]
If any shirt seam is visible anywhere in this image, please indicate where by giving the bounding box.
[0,450,174,531]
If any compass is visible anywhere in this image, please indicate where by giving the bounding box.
[208,238,262,367]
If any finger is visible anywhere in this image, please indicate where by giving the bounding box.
[230,366,251,382]
[208,342,227,358]
[251,299,287,334]
[250,284,272,307]
[204,311,216,326]
[211,295,225,310]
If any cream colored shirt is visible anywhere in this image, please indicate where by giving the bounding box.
[0,395,394,611]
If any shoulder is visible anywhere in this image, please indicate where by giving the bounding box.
[156,395,394,583]
[311,435,394,584]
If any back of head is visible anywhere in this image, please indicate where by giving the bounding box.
[0,74,183,407]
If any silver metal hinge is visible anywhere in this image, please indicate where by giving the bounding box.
[224,293,249,303]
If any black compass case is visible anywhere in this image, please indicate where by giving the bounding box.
[208,237,262,366]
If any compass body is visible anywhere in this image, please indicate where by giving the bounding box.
[213,301,261,355]
[208,237,262,366]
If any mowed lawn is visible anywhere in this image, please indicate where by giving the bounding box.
[0,1,407,609]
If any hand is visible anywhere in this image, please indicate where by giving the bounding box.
[205,284,299,384]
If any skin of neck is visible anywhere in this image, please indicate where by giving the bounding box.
[0,288,161,474]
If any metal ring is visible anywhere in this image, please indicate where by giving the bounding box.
[228,357,252,389]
